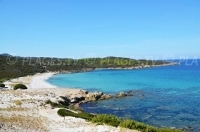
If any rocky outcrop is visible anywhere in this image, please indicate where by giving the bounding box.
[85,92,103,101]
[116,92,126,97]
[99,94,112,100]
[49,90,138,107]
[115,91,135,98]
[69,90,88,103]
[70,96,85,103]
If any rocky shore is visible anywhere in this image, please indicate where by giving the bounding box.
[0,73,139,132]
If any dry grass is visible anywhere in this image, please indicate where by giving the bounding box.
[0,106,29,111]
[13,100,22,106]
[20,98,34,102]
[2,90,47,97]
[0,115,46,131]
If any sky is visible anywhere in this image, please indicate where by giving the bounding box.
[0,0,200,59]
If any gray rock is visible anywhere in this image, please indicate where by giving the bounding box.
[70,96,85,103]
[100,94,112,100]
[117,92,127,97]
[85,92,103,101]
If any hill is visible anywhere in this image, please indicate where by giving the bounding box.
[0,54,168,82]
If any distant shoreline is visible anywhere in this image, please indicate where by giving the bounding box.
[57,62,179,74]
[3,61,179,90]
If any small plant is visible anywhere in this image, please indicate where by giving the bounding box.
[14,84,27,90]
[0,84,5,87]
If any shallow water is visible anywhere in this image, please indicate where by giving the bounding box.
[47,59,200,131]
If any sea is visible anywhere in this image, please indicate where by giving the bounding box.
[47,59,200,131]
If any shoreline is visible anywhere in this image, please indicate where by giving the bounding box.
[1,73,138,132]
[0,64,181,132]
[3,72,59,89]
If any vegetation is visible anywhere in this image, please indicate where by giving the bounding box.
[0,55,46,81]
[45,99,182,132]
[45,99,67,108]
[0,83,5,87]
[14,84,27,90]
[0,115,45,131]
[0,54,169,82]
[119,119,181,132]
[45,98,182,132]
[55,109,182,132]
[57,109,94,120]
[91,115,182,132]
[57,109,67,119]
[91,114,121,127]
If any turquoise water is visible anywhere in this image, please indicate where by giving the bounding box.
[47,59,200,131]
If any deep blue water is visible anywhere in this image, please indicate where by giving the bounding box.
[47,59,200,131]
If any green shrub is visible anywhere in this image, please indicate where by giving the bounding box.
[69,111,94,120]
[119,119,182,132]
[91,115,182,132]
[57,109,67,119]
[0,84,5,87]
[14,84,27,90]
[91,114,122,127]
[119,119,136,129]
[119,119,184,132]
[57,109,94,120]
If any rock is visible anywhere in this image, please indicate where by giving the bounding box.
[125,90,134,96]
[85,92,103,101]
[114,91,138,98]
[70,94,86,103]
[0,123,5,129]
[70,96,85,103]
[100,94,112,100]
[79,90,88,94]
[48,92,56,98]
[51,96,70,106]
[117,92,127,97]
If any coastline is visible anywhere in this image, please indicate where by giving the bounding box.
[95,62,179,70]
[3,72,58,89]
[1,72,139,132]
[0,63,181,132]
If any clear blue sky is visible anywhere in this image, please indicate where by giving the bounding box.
[0,0,200,59]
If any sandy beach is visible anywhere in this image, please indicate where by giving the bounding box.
[0,72,138,132]
[3,72,57,89]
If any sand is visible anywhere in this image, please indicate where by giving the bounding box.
[0,72,139,132]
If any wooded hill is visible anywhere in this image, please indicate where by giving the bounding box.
[0,54,168,82]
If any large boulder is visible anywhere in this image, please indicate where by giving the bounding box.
[85,92,103,101]
[69,90,87,103]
